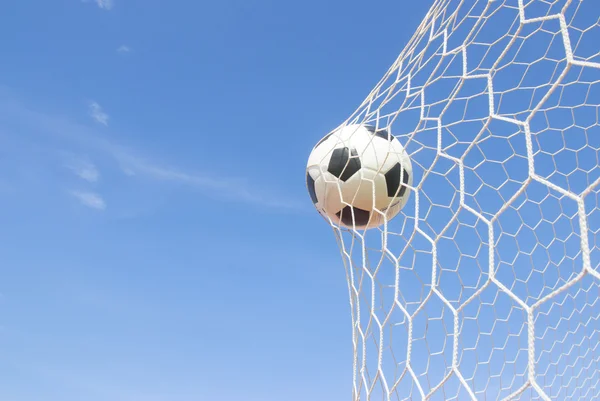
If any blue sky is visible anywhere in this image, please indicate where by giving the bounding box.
[0,1,431,400]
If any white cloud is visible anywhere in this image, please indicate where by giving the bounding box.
[114,153,305,211]
[0,89,305,213]
[96,0,114,10]
[88,101,109,126]
[83,0,114,10]
[66,157,99,182]
[117,45,131,54]
[70,191,106,210]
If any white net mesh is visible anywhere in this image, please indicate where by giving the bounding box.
[329,0,600,399]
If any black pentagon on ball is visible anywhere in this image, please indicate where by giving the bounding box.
[365,125,393,141]
[328,147,361,182]
[306,173,318,205]
[336,206,370,227]
[385,163,410,198]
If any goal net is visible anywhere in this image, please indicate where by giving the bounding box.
[329,0,600,399]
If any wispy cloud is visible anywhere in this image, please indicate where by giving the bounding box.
[83,0,114,10]
[70,191,106,210]
[117,155,304,210]
[88,101,109,126]
[117,45,131,54]
[65,157,99,182]
[0,89,306,213]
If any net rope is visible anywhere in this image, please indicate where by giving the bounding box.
[330,0,600,399]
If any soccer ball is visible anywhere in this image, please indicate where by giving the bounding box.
[306,124,413,230]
